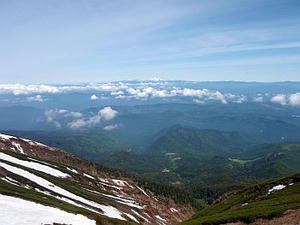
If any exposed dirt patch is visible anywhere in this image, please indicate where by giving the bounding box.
[224,209,300,225]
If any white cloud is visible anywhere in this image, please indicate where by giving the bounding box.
[150,77,164,81]
[99,107,118,120]
[113,86,246,104]
[270,93,300,106]
[45,109,82,121]
[90,94,98,100]
[288,93,300,106]
[66,111,83,118]
[0,84,60,95]
[271,94,287,105]
[103,124,119,131]
[110,91,124,96]
[68,107,118,129]
[0,83,128,96]
[0,82,246,105]
[68,115,101,129]
[27,95,43,102]
[253,96,263,102]
[45,109,83,128]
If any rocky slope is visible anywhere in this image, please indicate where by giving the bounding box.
[0,133,195,225]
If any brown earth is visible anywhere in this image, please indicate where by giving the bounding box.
[224,209,300,225]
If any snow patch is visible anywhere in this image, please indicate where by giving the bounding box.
[0,134,14,141]
[67,167,78,174]
[0,194,96,225]
[0,161,125,220]
[268,184,286,194]
[136,185,150,197]
[101,193,143,209]
[112,179,127,186]
[20,138,47,147]
[84,173,95,180]
[155,215,167,224]
[1,177,20,186]
[170,208,178,213]
[124,213,139,223]
[11,142,24,154]
[132,210,150,223]
[0,152,69,178]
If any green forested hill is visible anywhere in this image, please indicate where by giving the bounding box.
[149,125,258,157]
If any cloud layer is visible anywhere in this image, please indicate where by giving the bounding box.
[1,82,300,107]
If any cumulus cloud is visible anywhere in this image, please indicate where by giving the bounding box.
[289,93,300,106]
[110,91,124,96]
[45,109,82,121]
[103,124,119,131]
[99,107,118,120]
[90,94,98,100]
[271,94,287,105]
[68,107,118,129]
[270,93,300,106]
[27,95,43,102]
[45,109,83,128]
[68,114,101,129]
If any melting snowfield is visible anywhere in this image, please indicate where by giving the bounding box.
[0,194,96,225]
[0,161,125,220]
[0,152,69,178]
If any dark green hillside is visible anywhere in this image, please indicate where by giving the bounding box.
[180,173,300,225]
[5,129,131,159]
[101,127,300,204]
[233,143,300,179]
[149,125,258,157]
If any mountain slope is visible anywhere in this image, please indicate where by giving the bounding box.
[180,173,300,225]
[0,133,195,225]
[101,126,300,205]
[149,125,258,156]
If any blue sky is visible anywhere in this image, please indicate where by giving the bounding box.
[0,0,300,83]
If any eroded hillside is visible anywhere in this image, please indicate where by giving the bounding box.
[0,133,195,225]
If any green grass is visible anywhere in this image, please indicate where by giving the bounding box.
[180,173,300,225]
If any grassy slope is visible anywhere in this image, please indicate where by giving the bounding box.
[180,173,300,225]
